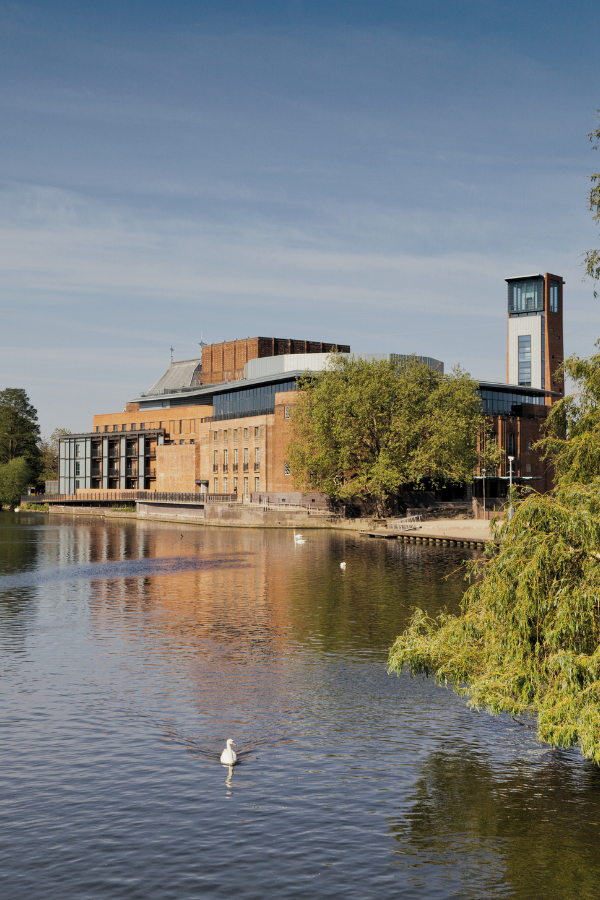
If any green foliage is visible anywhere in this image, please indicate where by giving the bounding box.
[0,458,33,508]
[288,354,497,515]
[388,339,600,763]
[40,427,71,480]
[0,388,41,482]
[585,114,600,295]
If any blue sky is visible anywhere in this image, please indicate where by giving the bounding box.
[1,0,599,434]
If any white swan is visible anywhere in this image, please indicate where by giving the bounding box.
[294,531,306,545]
[220,738,237,766]
[340,561,346,570]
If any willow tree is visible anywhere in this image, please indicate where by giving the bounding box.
[388,123,600,760]
[585,113,600,294]
[288,354,496,516]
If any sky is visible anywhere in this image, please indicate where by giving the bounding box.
[1,0,600,435]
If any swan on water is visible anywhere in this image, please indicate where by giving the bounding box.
[294,531,306,545]
[220,739,237,766]
[340,562,346,570]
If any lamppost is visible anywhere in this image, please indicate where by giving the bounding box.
[508,455,514,521]
[482,467,486,520]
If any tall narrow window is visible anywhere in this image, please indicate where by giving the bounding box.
[507,433,514,455]
[254,447,260,467]
[214,478,219,493]
[284,406,291,419]
[284,462,291,476]
[550,280,559,313]
[518,335,532,386]
[254,426,260,438]
[244,476,249,497]
[223,476,228,493]
[255,477,260,492]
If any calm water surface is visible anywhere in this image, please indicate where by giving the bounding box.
[1,511,599,899]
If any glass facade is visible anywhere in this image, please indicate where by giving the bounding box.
[518,335,531,386]
[213,380,296,421]
[478,388,544,416]
[508,279,543,314]
[550,280,559,313]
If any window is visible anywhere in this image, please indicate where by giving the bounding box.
[213,431,218,442]
[75,462,80,475]
[224,449,228,465]
[75,443,81,457]
[255,477,260,491]
[178,421,182,434]
[284,461,291,476]
[284,406,291,419]
[132,424,137,431]
[223,429,228,441]
[140,423,145,431]
[95,426,100,433]
[518,335,532,386]
[254,447,260,465]
[214,478,219,492]
[75,479,80,489]
[550,280,559,313]
[254,426,260,438]
[104,425,109,433]
[244,476,249,497]
[508,279,543,314]
[244,427,248,439]
[244,447,249,465]
[526,463,532,473]
[113,424,118,432]
[233,429,238,440]
[507,433,514,455]
[234,477,238,493]
[179,440,185,445]
[234,448,238,465]
[190,439,195,444]
[224,477,228,492]
[121,424,126,431]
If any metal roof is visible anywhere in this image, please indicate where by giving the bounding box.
[146,358,202,396]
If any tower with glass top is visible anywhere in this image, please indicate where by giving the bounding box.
[506,273,564,401]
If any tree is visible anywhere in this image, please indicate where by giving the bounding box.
[287,354,498,516]
[40,428,71,480]
[0,458,32,508]
[388,340,600,763]
[585,114,600,295]
[0,388,41,482]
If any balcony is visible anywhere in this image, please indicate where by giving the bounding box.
[108,447,119,458]
[243,463,249,472]
[222,464,228,472]
[213,464,219,473]
[254,463,260,472]
[232,463,238,472]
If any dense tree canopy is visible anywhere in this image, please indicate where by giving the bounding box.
[0,388,41,481]
[40,427,71,480]
[0,458,32,508]
[288,354,498,515]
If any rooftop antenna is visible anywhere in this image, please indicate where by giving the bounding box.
[198,331,208,349]
[170,345,174,363]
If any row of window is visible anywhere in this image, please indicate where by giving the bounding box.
[478,389,544,416]
[214,448,260,465]
[214,476,260,496]
[94,420,197,434]
[213,426,262,441]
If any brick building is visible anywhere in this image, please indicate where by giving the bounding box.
[58,279,564,503]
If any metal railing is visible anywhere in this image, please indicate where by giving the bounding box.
[387,514,423,532]
[22,491,238,505]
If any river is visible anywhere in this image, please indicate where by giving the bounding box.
[1,510,599,899]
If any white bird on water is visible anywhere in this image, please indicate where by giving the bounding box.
[220,739,237,766]
[294,531,306,545]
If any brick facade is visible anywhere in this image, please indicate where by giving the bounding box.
[200,336,351,384]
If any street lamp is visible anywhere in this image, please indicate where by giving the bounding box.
[482,468,486,520]
[508,455,514,521]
